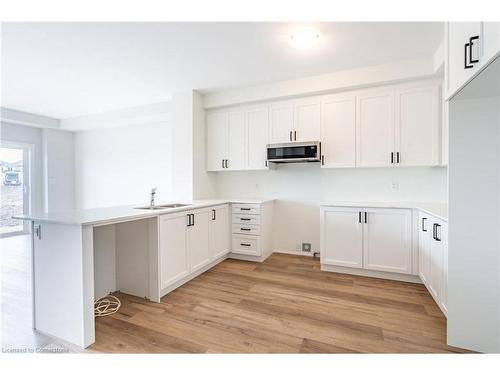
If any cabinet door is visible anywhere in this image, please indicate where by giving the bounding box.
[418,212,431,285]
[447,22,482,97]
[356,90,395,167]
[321,94,356,168]
[209,205,230,259]
[294,99,320,142]
[440,222,448,316]
[482,22,500,64]
[320,207,363,268]
[270,102,294,143]
[160,213,189,288]
[428,220,444,303]
[395,85,440,166]
[189,209,211,273]
[363,208,412,274]
[247,107,269,170]
[207,112,227,171]
[226,111,246,170]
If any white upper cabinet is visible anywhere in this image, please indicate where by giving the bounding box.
[294,99,321,142]
[270,102,294,143]
[395,84,440,166]
[320,207,363,268]
[356,90,395,167]
[447,22,482,98]
[445,22,500,99]
[226,111,246,170]
[247,107,269,170]
[362,208,412,274]
[207,112,228,171]
[482,22,500,63]
[320,93,356,168]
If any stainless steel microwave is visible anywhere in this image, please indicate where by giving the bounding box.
[266,141,321,163]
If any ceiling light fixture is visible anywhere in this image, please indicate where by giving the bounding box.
[288,27,321,50]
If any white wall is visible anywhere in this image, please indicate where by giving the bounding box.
[215,165,447,253]
[74,121,173,209]
[42,128,75,212]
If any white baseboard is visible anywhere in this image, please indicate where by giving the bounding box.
[321,263,422,283]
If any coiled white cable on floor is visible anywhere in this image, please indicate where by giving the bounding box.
[94,295,121,317]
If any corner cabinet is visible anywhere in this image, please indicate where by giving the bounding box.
[320,206,413,276]
[417,210,448,317]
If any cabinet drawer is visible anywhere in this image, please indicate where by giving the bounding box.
[232,235,260,256]
[232,203,260,215]
[232,224,260,236]
[232,214,261,225]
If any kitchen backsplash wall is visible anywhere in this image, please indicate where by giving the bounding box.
[215,164,447,253]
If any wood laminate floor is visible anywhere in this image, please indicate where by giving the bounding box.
[91,253,469,353]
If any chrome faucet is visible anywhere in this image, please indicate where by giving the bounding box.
[150,188,157,207]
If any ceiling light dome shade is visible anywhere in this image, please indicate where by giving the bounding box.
[289,27,321,50]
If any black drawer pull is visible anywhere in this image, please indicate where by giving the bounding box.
[240,208,251,211]
[240,243,251,247]
[240,228,251,231]
[240,218,251,221]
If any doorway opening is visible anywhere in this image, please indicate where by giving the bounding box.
[0,142,32,237]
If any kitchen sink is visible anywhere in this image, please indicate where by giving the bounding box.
[135,203,191,210]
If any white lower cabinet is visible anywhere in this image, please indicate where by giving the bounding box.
[418,211,448,316]
[320,206,412,275]
[188,209,211,273]
[209,205,230,259]
[320,207,363,268]
[159,212,190,289]
[159,205,230,294]
[362,208,412,274]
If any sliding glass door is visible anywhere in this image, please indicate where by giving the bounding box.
[0,142,32,237]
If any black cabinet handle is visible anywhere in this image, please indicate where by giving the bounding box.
[358,212,362,223]
[465,35,480,69]
[422,217,427,232]
[224,159,228,168]
[221,159,224,169]
[469,35,479,64]
[321,155,325,165]
[364,212,367,224]
[187,214,191,227]
[240,218,251,221]
[391,152,394,164]
[240,243,251,247]
[212,209,216,220]
[240,208,251,211]
[294,131,297,141]
[433,223,441,241]
[396,152,400,164]
[240,228,251,231]
[432,223,442,241]
[289,131,292,141]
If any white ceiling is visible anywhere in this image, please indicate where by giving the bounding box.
[1,22,443,119]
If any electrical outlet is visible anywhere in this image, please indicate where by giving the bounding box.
[302,243,311,252]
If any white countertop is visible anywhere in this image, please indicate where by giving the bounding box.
[320,201,448,221]
[14,198,274,226]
